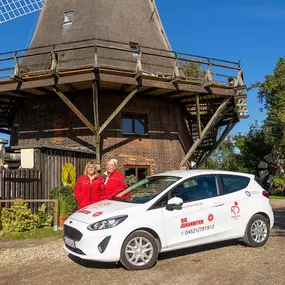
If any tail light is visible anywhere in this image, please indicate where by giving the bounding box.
[262,190,269,199]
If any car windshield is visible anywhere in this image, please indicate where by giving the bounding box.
[113,176,180,204]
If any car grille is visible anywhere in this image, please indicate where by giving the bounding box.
[65,245,86,255]
[64,225,83,241]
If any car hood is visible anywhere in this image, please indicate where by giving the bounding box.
[69,200,139,224]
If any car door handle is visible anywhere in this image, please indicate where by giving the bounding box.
[214,202,224,207]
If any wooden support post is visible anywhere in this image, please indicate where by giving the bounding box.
[94,44,99,68]
[179,98,231,168]
[98,87,139,135]
[51,52,59,77]
[13,55,20,78]
[196,94,202,138]
[53,87,96,134]
[197,117,238,167]
[92,80,101,166]
[136,52,143,73]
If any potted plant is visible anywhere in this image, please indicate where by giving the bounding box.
[58,196,69,227]
[50,186,77,228]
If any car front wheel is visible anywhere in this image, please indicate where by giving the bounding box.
[243,214,270,247]
[120,230,159,270]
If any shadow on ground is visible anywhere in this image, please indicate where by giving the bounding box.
[69,239,245,269]
[272,206,285,237]
[68,254,120,269]
[158,239,244,261]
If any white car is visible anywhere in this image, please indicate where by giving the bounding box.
[63,170,274,270]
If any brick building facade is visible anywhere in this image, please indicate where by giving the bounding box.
[16,90,192,176]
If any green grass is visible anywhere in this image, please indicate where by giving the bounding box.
[269,195,285,199]
[0,227,63,242]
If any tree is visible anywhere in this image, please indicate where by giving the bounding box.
[258,57,285,160]
[234,122,272,176]
[181,61,205,80]
[200,136,246,172]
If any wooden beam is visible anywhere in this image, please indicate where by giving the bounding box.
[196,94,202,137]
[92,80,101,165]
[0,91,35,99]
[179,98,231,168]
[98,87,139,135]
[64,84,77,94]
[53,87,95,134]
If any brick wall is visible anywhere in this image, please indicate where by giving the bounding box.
[15,89,192,173]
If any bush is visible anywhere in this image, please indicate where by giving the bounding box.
[271,174,285,196]
[50,186,77,216]
[37,204,53,227]
[126,175,137,186]
[1,200,40,232]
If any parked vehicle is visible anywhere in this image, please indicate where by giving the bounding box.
[63,170,274,270]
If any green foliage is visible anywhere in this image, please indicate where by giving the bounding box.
[50,186,77,216]
[258,57,285,158]
[37,204,53,227]
[270,174,285,195]
[234,122,272,176]
[126,175,137,186]
[1,200,40,233]
[0,227,62,242]
[200,136,246,172]
[182,61,205,80]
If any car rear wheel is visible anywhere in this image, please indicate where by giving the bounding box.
[243,214,270,247]
[120,230,159,270]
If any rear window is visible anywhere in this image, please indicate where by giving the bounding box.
[220,175,250,194]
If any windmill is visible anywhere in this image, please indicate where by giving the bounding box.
[0,0,248,185]
[0,0,43,24]
[258,153,280,188]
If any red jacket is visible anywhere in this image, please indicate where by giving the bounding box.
[74,175,105,209]
[102,170,129,200]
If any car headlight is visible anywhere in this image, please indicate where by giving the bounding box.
[87,215,128,231]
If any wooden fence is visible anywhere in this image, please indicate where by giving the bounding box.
[0,168,43,212]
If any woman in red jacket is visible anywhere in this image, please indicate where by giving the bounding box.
[74,161,105,209]
[102,159,129,200]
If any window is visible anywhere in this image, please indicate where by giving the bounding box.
[130,42,140,60]
[220,175,250,194]
[170,175,219,203]
[114,176,180,204]
[62,11,74,27]
[122,114,147,135]
[125,165,149,181]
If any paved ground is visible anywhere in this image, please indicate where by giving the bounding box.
[0,200,284,285]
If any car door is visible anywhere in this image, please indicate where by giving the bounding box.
[161,175,228,249]
[218,174,251,238]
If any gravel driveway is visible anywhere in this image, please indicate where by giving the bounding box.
[0,200,284,285]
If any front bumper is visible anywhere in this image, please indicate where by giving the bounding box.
[63,218,124,262]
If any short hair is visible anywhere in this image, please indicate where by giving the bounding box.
[84,161,97,176]
[108,158,118,168]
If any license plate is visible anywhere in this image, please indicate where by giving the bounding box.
[64,236,75,248]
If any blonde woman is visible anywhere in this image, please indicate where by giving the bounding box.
[74,161,105,209]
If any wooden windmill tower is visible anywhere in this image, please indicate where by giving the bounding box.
[0,0,248,180]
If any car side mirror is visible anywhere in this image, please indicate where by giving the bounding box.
[166,197,183,211]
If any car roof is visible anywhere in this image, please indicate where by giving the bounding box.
[152,169,255,180]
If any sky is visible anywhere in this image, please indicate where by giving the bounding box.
[0,0,284,143]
